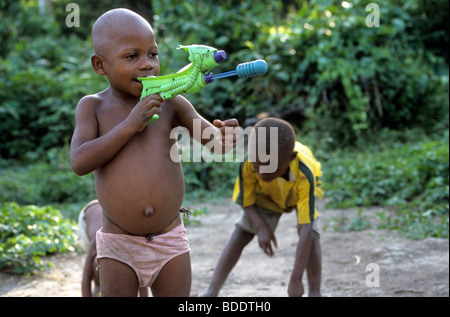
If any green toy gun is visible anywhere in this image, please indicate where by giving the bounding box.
[137,44,268,124]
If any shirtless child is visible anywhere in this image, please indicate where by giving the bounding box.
[70,8,238,297]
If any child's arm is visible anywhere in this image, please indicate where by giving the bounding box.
[70,94,162,175]
[288,222,313,297]
[244,205,278,256]
[172,95,239,153]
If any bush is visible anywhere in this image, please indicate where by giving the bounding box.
[0,34,106,159]
[0,2,106,159]
[0,202,77,275]
[0,146,95,206]
[1,1,448,158]
[153,0,449,145]
[323,131,449,239]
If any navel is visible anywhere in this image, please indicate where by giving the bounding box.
[143,206,154,217]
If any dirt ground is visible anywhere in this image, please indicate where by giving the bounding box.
[1,199,448,297]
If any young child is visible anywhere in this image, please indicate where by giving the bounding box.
[70,8,238,297]
[77,200,148,297]
[77,200,102,297]
[202,118,323,297]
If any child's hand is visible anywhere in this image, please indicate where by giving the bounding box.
[127,94,164,132]
[213,118,239,150]
[257,225,278,257]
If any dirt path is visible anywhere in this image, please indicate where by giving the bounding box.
[1,200,448,297]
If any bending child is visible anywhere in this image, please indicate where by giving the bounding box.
[70,8,238,297]
[202,118,323,297]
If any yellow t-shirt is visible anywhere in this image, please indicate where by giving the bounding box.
[233,142,324,224]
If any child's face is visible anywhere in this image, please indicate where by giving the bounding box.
[98,22,159,97]
[251,152,296,182]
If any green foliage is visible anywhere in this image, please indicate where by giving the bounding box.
[0,202,77,275]
[182,206,210,226]
[322,131,449,239]
[51,0,155,38]
[0,1,107,159]
[0,146,95,206]
[345,209,372,232]
[0,0,448,159]
[325,208,372,232]
[0,0,60,58]
[0,33,106,158]
[154,0,449,145]
[183,160,237,196]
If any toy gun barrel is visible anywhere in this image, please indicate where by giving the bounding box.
[204,59,268,83]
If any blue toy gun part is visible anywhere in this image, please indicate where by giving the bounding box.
[203,59,268,83]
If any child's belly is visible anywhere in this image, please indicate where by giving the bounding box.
[94,136,185,235]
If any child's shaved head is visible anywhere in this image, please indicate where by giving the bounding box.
[92,8,153,55]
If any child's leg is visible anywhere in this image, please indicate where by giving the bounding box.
[203,226,255,297]
[138,287,149,297]
[98,258,140,297]
[92,256,100,296]
[306,231,322,297]
[151,252,192,297]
